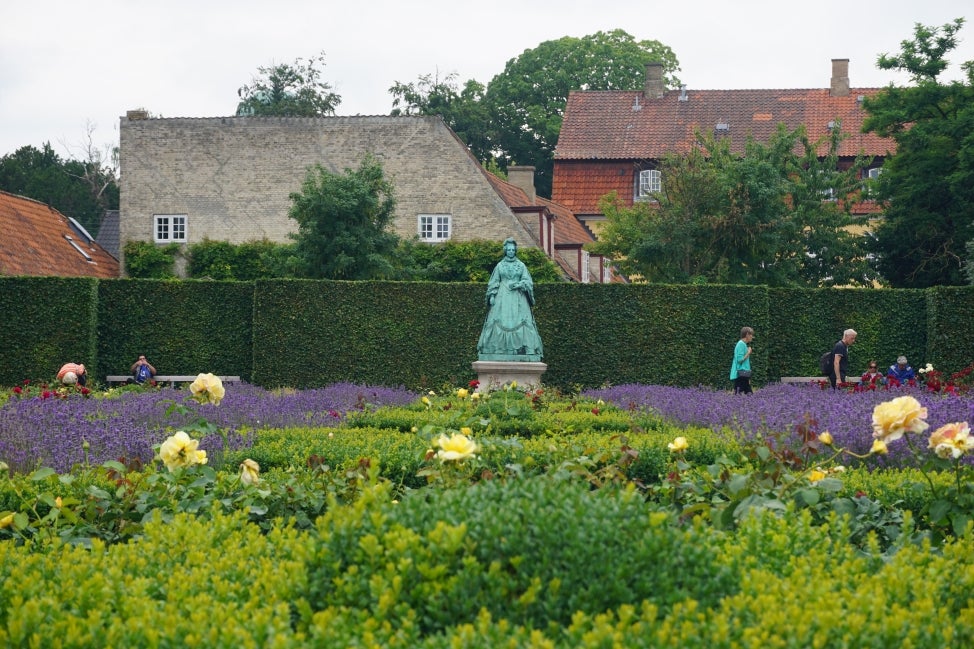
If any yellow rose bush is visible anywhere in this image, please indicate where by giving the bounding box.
[190,373,225,406]
[158,431,208,472]
[435,432,480,462]
[239,459,260,486]
[871,395,928,443]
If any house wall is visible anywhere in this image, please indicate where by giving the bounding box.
[119,114,533,272]
[551,160,636,215]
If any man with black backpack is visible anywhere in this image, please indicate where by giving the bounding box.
[824,329,857,389]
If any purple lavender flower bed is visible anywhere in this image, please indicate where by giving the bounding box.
[0,382,417,473]
[585,382,974,467]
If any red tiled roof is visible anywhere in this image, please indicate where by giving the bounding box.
[482,171,595,247]
[555,88,893,160]
[0,191,119,278]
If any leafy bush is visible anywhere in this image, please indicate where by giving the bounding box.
[304,476,737,634]
[122,240,180,278]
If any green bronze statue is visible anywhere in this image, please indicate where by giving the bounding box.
[476,238,544,362]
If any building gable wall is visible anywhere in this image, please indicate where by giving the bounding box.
[119,115,532,270]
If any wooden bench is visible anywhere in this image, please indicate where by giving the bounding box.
[106,375,242,388]
[780,376,860,385]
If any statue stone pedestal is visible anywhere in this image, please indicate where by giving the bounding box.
[471,360,547,392]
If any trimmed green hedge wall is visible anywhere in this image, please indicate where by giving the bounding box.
[3,277,974,389]
[0,277,98,384]
[96,279,254,381]
[767,287,928,379]
[252,280,483,389]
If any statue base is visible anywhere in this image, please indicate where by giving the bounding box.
[471,360,547,392]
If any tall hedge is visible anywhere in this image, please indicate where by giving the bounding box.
[767,287,928,379]
[96,279,254,381]
[0,277,98,384]
[4,277,974,390]
[252,280,483,389]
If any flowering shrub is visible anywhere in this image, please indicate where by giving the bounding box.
[158,431,208,472]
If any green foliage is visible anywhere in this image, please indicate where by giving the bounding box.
[305,477,734,634]
[862,18,974,287]
[389,72,493,164]
[0,276,98,385]
[392,238,563,282]
[589,126,873,286]
[96,279,254,381]
[0,143,118,238]
[122,240,180,278]
[766,287,928,379]
[288,156,401,279]
[7,390,974,645]
[10,276,974,390]
[236,50,341,117]
[187,238,298,280]
[483,29,681,197]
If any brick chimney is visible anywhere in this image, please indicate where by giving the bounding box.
[508,165,536,203]
[830,58,850,97]
[644,62,665,99]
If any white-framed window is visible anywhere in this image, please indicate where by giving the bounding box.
[418,214,451,242]
[580,250,590,284]
[637,169,661,199]
[154,214,187,243]
[867,167,883,180]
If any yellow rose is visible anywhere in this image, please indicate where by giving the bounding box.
[870,439,889,455]
[460,427,473,436]
[159,431,207,472]
[471,392,481,401]
[818,432,834,446]
[190,373,225,406]
[457,388,469,400]
[928,422,974,460]
[421,396,431,408]
[808,469,827,483]
[0,513,14,529]
[871,396,928,443]
[667,436,688,453]
[435,433,480,462]
[239,459,260,486]
[55,497,62,509]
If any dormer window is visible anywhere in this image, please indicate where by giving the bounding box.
[637,169,661,200]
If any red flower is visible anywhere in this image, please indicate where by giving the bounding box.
[22,379,30,385]
[468,379,480,388]
[12,386,21,394]
[41,391,52,399]
[591,407,600,415]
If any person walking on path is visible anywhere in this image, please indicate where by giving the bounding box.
[829,329,857,389]
[730,326,754,395]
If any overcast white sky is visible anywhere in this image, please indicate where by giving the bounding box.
[2,0,972,160]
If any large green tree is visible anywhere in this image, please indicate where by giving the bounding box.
[237,51,341,117]
[389,71,493,164]
[588,127,872,286]
[391,30,680,197]
[862,18,974,287]
[0,143,118,237]
[483,29,681,197]
[287,156,400,279]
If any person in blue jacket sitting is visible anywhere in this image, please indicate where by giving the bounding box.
[887,355,916,386]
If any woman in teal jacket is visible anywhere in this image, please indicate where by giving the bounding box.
[730,326,754,394]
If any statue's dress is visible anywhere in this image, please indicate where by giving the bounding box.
[476,257,544,361]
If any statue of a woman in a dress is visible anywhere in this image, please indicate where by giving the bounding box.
[476,238,544,361]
